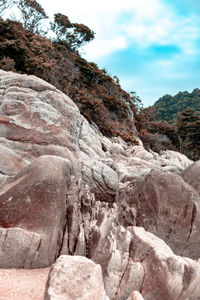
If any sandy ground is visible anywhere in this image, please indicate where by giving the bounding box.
[0,268,50,300]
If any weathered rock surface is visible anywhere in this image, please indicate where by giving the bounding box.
[118,169,200,259]
[0,155,72,268]
[0,227,41,268]
[89,222,144,300]
[1,70,200,299]
[182,160,200,195]
[44,255,109,300]
[131,227,200,300]
[81,158,119,202]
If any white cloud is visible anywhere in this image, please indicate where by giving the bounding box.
[38,0,200,59]
[82,36,127,60]
[121,1,199,54]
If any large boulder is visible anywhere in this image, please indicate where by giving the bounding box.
[0,70,82,177]
[0,70,80,148]
[44,255,109,300]
[0,155,72,268]
[119,169,200,259]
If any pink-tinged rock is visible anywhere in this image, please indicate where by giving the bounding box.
[0,142,29,175]
[114,261,144,300]
[0,71,84,185]
[78,120,107,159]
[0,155,72,268]
[44,255,109,300]
[182,160,200,195]
[0,86,80,149]
[0,70,57,91]
[127,291,144,300]
[0,71,108,175]
[0,267,50,300]
[89,213,144,299]
[129,146,154,161]
[2,70,200,300]
[0,137,80,176]
[81,158,119,202]
[120,169,200,259]
[131,227,200,300]
[0,227,41,268]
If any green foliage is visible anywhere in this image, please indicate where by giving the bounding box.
[134,106,179,153]
[176,108,200,160]
[151,90,200,159]
[154,90,200,122]
[0,56,16,71]
[51,13,95,51]
[50,13,71,41]
[113,75,120,85]
[74,57,100,83]
[128,91,143,112]
[72,23,95,48]
[0,1,94,49]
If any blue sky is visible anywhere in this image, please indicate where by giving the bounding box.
[37,0,200,106]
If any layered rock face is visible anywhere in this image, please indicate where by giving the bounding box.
[0,70,200,299]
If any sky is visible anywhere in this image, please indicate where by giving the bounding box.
[37,0,200,107]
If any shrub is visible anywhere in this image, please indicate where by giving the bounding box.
[0,56,16,71]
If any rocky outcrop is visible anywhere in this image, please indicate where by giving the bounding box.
[44,255,109,300]
[0,70,200,299]
[0,155,72,268]
[118,169,200,259]
[89,221,144,300]
[131,227,200,300]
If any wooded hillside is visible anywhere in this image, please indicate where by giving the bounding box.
[154,89,200,122]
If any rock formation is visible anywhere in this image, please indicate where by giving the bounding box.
[44,255,109,300]
[0,69,200,299]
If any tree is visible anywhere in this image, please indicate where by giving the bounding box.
[17,0,48,33]
[51,13,95,51]
[113,75,120,85]
[154,89,200,122]
[71,23,95,49]
[0,0,16,16]
[50,13,71,42]
[128,91,143,112]
[176,108,200,160]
